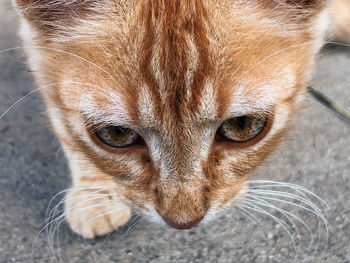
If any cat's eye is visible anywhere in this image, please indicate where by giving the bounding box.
[217,114,269,144]
[94,126,139,148]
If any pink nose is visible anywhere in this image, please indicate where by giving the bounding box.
[162,216,204,230]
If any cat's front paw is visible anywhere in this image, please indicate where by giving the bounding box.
[64,189,131,239]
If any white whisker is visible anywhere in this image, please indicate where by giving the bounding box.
[326,41,350,48]
[235,204,262,224]
[126,216,144,234]
[238,41,314,76]
[83,207,129,225]
[44,192,117,228]
[0,84,56,120]
[247,189,325,218]
[248,180,329,210]
[0,45,115,81]
[61,195,117,220]
[246,180,330,253]
[47,200,116,256]
[238,201,298,253]
[0,81,114,121]
[0,46,23,55]
[32,187,115,260]
[246,191,328,225]
[243,195,313,250]
[45,186,115,218]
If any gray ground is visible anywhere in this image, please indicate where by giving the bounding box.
[0,1,349,262]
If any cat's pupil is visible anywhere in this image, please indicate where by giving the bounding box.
[235,117,247,130]
[114,126,128,135]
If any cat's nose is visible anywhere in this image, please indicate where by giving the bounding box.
[162,216,204,230]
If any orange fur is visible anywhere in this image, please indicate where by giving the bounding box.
[14,0,350,237]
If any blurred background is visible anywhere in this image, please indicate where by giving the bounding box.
[0,0,349,262]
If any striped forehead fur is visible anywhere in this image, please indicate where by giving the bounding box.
[18,0,328,120]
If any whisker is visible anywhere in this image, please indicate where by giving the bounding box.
[325,41,350,48]
[247,180,329,210]
[45,195,118,243]
[33,199,115,263]
[47,200,116,256]
[82,207,129,225]
[246,191,328,225]
[247,189,326,219]
[0,46,115,82]
[238,41,314,76]
[0,81,114,121]
[243,195,314,251]
[59,195,118,221]
[235,204,262,224]
[44,192,117,228]
[238,201,298,254]
[48,199,115,236]
[0,84,56,120]
[45,186,115,220]
[0,46,24,55]
[32,186,115,261]
[126,216,144,234]
[50,205,129,256]
[247,180,330,252]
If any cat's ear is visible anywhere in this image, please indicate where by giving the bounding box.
[285,0,323,5]
[14,0,98,16]
[261,0,328,11]
[277,0,328,11]
[262,0,329,21]
[14,0,99,32]
[15,0,97,10]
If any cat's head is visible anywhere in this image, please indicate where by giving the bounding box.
[15,0,329,229]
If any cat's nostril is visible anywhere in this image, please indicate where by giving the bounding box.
[162,216,204,230]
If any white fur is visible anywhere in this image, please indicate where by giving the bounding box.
[18,19,42,72]
[225,85,277,118]
[77,92,132,126]
[184,35,199,101]
[197,82,218,121]
[138,85,161,127]
[150,55,167,105]
[143,205,166,225]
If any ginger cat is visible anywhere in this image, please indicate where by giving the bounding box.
[14,0,350,239]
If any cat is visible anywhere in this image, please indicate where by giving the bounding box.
[13,0,350,239]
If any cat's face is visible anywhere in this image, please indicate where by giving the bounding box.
[16,0,329,228]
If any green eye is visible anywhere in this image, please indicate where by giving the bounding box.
[95,126,139,148]
[218,115,267,142]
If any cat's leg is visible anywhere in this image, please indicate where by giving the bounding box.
[329,0,350,43]
[63,149,131,239]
